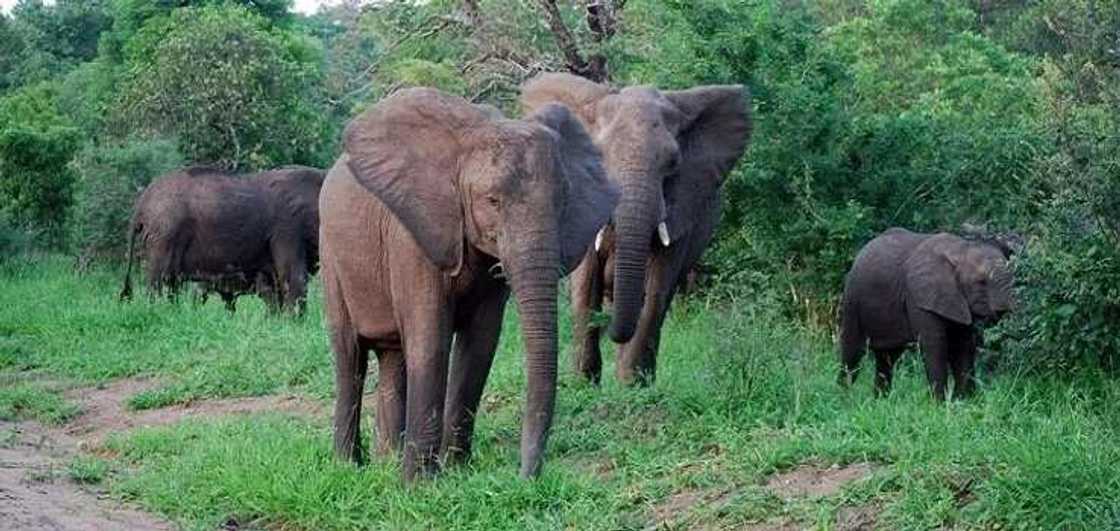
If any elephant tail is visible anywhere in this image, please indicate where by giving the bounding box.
[119,218,141,302]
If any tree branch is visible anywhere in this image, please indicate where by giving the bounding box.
[535,0,600,80]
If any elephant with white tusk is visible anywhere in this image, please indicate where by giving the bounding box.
[320,88,618,482]
[522,73,752,386]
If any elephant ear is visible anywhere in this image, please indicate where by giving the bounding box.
[905,237,972,325]
[344,88,490,271]
[662,86,752,241]
[520,73,612,130]
[526,103,619,273]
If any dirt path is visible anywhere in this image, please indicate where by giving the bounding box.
[1,377,325,531]
[0,419,172,530]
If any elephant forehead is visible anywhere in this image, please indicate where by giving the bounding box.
[599,92,676,129]
[464,132,557,192]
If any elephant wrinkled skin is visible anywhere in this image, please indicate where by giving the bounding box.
[838,228,1016,400]
[319,88,618,481]
[521,73,752,386]
[119,165,324,314]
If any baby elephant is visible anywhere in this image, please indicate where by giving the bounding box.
[838,228,1015,400]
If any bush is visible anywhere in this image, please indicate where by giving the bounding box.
[114,4,335,170]
[994,59,1120,374]
[0,82,80,247]
[0,212,34,263]
[69,138,183,263]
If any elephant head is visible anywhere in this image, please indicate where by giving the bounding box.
[522,73,751,342]
[343,88,617,477]
[906,234,1016,325]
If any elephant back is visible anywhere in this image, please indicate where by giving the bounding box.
[253,166,327,273]
[845,227,930,349]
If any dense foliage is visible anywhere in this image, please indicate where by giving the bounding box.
[0,0,1117,371]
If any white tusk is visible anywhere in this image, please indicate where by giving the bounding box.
[489,262,505,280]
[657,222,671,247]
[594,227,606,252]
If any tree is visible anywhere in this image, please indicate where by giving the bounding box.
[0,82,80,246]
[115,4,334,170]
[0,15,27,93]
[11,0,111,65]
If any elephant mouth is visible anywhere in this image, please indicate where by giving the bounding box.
[976,311,1007,327]
[489,261,506,281]
[593,220,671,253]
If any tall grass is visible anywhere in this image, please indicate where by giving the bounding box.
[2,257,1119,529]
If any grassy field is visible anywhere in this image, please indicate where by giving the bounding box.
[2,256,1119,530]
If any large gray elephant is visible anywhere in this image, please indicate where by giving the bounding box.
[838,228,1015,400]
[320,88,618,481]
[119,165,325,313]
[521,73,752,385]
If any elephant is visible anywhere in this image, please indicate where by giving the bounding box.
[320,88,618,481]
[119,165,325,314]
[838,228,1015,400]
[521,73,752,386]
[194,269,278,313]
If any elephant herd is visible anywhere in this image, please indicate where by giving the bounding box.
[118,73,1016,481]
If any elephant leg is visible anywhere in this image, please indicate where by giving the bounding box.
[570,250,604,384]
[191,284,208,307]
[913,310,950,401]
[164,241,188,303]
[331,318,369,463]
[615,256,677,387]
[374,347,406,455]
[399,303,454,482]
[257,272,281,314]
[948,327,978,399]
[442,282,509,465]
[146,241,174,300]
[272,238,309,315]
[872,348,905,397]
[221,291,237,313]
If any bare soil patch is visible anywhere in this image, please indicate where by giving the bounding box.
[765,462,878,500]
[62,378,324,448]
[740,518,802,531]
[0,420,172,530]
[2,376,327,530]
[835,503,880,530]
[649,486,738,529]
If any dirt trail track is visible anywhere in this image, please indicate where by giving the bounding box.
[0,378,322,531]
[2,377,878,530]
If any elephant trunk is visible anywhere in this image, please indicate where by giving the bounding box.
[505,239,560,479]
[608,180,660,343]
[988,266,1015,316]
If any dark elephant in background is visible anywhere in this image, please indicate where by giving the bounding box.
[521,73,752,386]
[320,88,617,481]
[194,269,278,313]
[838,228,1015,400]
[119,165,325,314]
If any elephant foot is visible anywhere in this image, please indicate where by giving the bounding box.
[616,368,655,388]
[402,450,442,483]
[333,439,366,466]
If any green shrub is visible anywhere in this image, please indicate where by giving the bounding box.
[114,4,335,170]
[0,212,34,263]
[70,138,183,263]
[994,63,1120,374]
[0,82,80,248]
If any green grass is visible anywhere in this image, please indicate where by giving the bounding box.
[3,256,1120,529]
[68,455,110,484]
[0,379,79,424]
